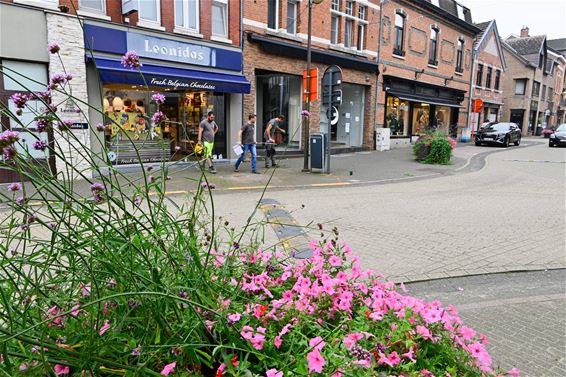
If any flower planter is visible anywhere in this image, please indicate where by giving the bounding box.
[415,144,430,161]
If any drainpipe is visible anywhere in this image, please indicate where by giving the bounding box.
[467,49,477,140]
[373,0,385,148]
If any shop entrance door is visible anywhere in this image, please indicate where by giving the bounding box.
[410,103,430,136]
[510,109,524,130]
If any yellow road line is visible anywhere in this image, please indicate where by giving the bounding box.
[310,182,351,187]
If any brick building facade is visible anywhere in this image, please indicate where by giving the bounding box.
[376,0,479,147]
[242,0,381,151]
[469,20,506,131]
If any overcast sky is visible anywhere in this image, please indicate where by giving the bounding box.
[457,0,566,40]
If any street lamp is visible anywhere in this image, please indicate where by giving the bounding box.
[302,0,324,172]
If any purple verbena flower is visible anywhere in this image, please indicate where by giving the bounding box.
[131,347,141,357]
[48,222,56,229]
[65,73,73,81]
[90,182,104,192]
[301,109,311,117]
[49,73,67,90]
[48,42,60,54]
[3,147,17,161]
[33,140,48,151]
[121,51,142,69]
[10,93,28,109]
[35,118,52,132]
[151,111,166,124]
[95,123,106,132]
[15,196,25,206]
[57,119,73,131]
[148,175,155,183]
[7,182,22,192]
[20,223,29,232]
[93,193,103,204]
[28,214,38,223]
[151,93,166,105]
[134,196,142,206]
[0,130,20,148]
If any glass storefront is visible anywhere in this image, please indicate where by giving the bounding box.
[256,73,302,149]
[385,94,456,137]
[102,85,225,164]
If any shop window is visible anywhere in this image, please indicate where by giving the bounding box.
[412,103,430,135]
[476,64,483,87]
[287,0,297,34]
[514,79,526,95]
[139,0,161,24]
[1,60,48,92]
[267,0,278,30]
[174,0,199,32]
[485,67,492,89]
[102,86,226,164]
[455,38,464,73]
[393,12,406,56]
[494,70,501,90]
[428,27,439,65]
[330,14,340,44]
[345,19,354,48]
[432,106,452,135]
[212,0,229,38]
[385,96,409,137]
[79,0,105,13]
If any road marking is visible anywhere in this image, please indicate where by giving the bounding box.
[505,159,566,164]
[259,198,312,259]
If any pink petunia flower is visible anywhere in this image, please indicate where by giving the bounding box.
[274,336,282,348]
[160,362,176,376]
[54,364,70,375]
[98,320,110,335]
[266,368,283,377]
[506,367,520,376]
[416,325,433,341]
[307,348,326,373]
[328,255,342,267]
[343,333,364,349]
[309,336,325,350]
[227,313,241,322]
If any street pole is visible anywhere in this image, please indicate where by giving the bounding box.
[302,0,313,172]
[374,0,385,132]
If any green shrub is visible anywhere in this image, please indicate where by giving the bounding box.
[413,132,456,165]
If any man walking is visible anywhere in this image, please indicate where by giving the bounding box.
[198,111,219,174]
[234,114,260,174]
[264,115,286,168]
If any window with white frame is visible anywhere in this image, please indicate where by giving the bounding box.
[287,0,297,34]
[174,0,199,32]
[393,12,406,56]
[331,14,340,44]
[429,27,439,65]
[456,4,465,20]
[212,0,229,38]
[79,0,106,13]
[514,79,527,95]
[345,0,354,15]
[345,19,354,47]
[356,6,367,51]
[267,0,278,30]
[331,0,341,11]
[430,0,439,7]
[494,70,501,90]
[485,66,492,88]
[139,0,161,24]
[455,38,464,73]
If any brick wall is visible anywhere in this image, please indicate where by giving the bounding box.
[377,0,476,131]
[1,0,241,47]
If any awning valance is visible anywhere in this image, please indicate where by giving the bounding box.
[87,56,250,93]
[387,90,462,108]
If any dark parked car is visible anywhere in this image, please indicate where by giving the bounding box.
[549,124,566,147]
[475,122,522,147]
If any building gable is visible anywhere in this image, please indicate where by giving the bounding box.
[475,20,507,71]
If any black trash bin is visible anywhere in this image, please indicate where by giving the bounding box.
[535,126,543,136]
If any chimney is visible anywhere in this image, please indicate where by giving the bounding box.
[520,26,530,38]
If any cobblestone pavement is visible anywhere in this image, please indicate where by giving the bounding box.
[210,140,566,282]
[407,269,566,376]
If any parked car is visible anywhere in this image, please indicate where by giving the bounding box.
[475,122,522,147]
[542,128,555,138]
[549,124,566,147]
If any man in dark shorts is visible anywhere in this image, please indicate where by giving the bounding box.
[264,114,286,168]
[198,111,219,174]
[235,114,260,174]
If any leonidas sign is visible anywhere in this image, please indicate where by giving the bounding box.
[149,77,216,91]
[127,32,213,67]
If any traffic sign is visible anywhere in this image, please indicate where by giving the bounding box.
[473,98,484,113]
[302,68,319,102]
[327,106,339,125]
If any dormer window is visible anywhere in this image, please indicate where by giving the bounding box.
[456,4,465,20]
